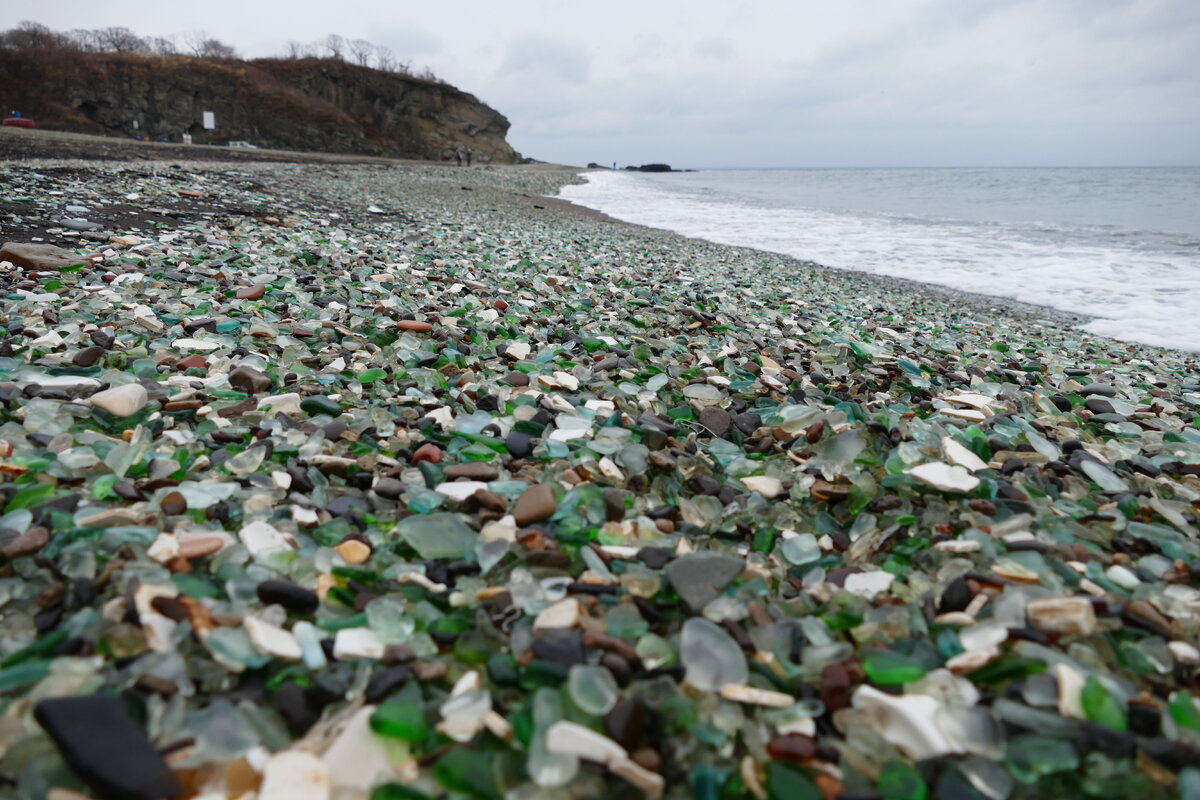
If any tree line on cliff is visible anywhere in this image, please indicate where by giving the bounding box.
[0,21,440,82]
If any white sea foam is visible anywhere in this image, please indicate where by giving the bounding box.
[559,168,1200,351]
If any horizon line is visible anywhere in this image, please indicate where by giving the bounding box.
[569,163,1200,171]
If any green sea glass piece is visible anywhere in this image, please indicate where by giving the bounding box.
[1081,676,1126,730]
[863,649,927,685]
[300,395,342,416]
[1005,734,1079,784]
[766,762,821,800]
[370,700,428,743]
[878,760,928,800]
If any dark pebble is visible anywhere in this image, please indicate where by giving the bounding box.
[228,365,273,394]
[113,481,146,502]
[1079,382,1117,397]
[602,487,626,521]
[1077,722,1135,759]
[322,420,349,440]
[1050,394,1072,412]
[636,412,677,434]
[364,664,412,703]
[637,546,673,570]
[765,732,816,762]
[642,427,669,450]
[326,495,370,518]
[531,629,585,666]
[34,694,183,800]
[257,579,319,613]
[502,371,530,386]
[1006,627,1050,645]
[73,578,97,606]
[600,653,633,686]
[939,576,972,613]
[505,430,534,458]
[698,407,732,438]
[374,477,405,500]
[1124,458,1161,478]
[159,491,187,516]
[820,662,852,712]
[276,682,320,735]
[732,412,761,435]
[604,698,647,751]
[1128,703,1162,737]
[1139,738,1198,771]
[72,346,105,367]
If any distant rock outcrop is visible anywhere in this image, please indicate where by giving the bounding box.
[0,51,518,162]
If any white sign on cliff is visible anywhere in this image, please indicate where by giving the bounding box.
[202,111,215,130]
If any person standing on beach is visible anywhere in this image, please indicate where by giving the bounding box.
[455,148,464,167]
[466,148,473,167]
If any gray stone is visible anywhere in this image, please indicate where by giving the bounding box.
[666,552,744,611]
[1079,383,1116,397]
[698,407,732,438]
[0,242,91,270]
[229,365,273,394]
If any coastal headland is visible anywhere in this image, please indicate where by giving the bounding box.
[1,132,1199,799]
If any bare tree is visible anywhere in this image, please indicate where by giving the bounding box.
[0,21,59,49]
[324,34,345,60]
[182,29,209,57]
[373,44,394,72]
[181,30,236,60]
[97,26,146,53]
[348,39,373,67]
[285,40,306,59]
[65,28,103,52]
[150,35,177,55]
[198,38,237,59]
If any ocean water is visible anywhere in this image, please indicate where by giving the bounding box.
[557,167,1200,352]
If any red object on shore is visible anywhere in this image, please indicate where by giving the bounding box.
[2,118,35,129]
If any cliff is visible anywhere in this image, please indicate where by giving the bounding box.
[0,51,518,163]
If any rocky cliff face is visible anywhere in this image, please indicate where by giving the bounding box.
[0,52,518,162]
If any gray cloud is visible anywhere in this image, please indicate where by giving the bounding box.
[499,35,590,86]
[692,37,734,61]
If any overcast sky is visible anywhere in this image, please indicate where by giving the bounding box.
[5,0,1199,167]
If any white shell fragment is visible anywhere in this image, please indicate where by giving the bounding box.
[941,436,989,472]
[850,685,957,760]
[907,462,981,493]
[740,475,783,498]
[545,720,628,765]
[719,683,796,708]
[333,627,385,660]
[533,597,581,630]
[259,750,331,800]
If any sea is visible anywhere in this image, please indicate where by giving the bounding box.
[557,167,1200,352]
